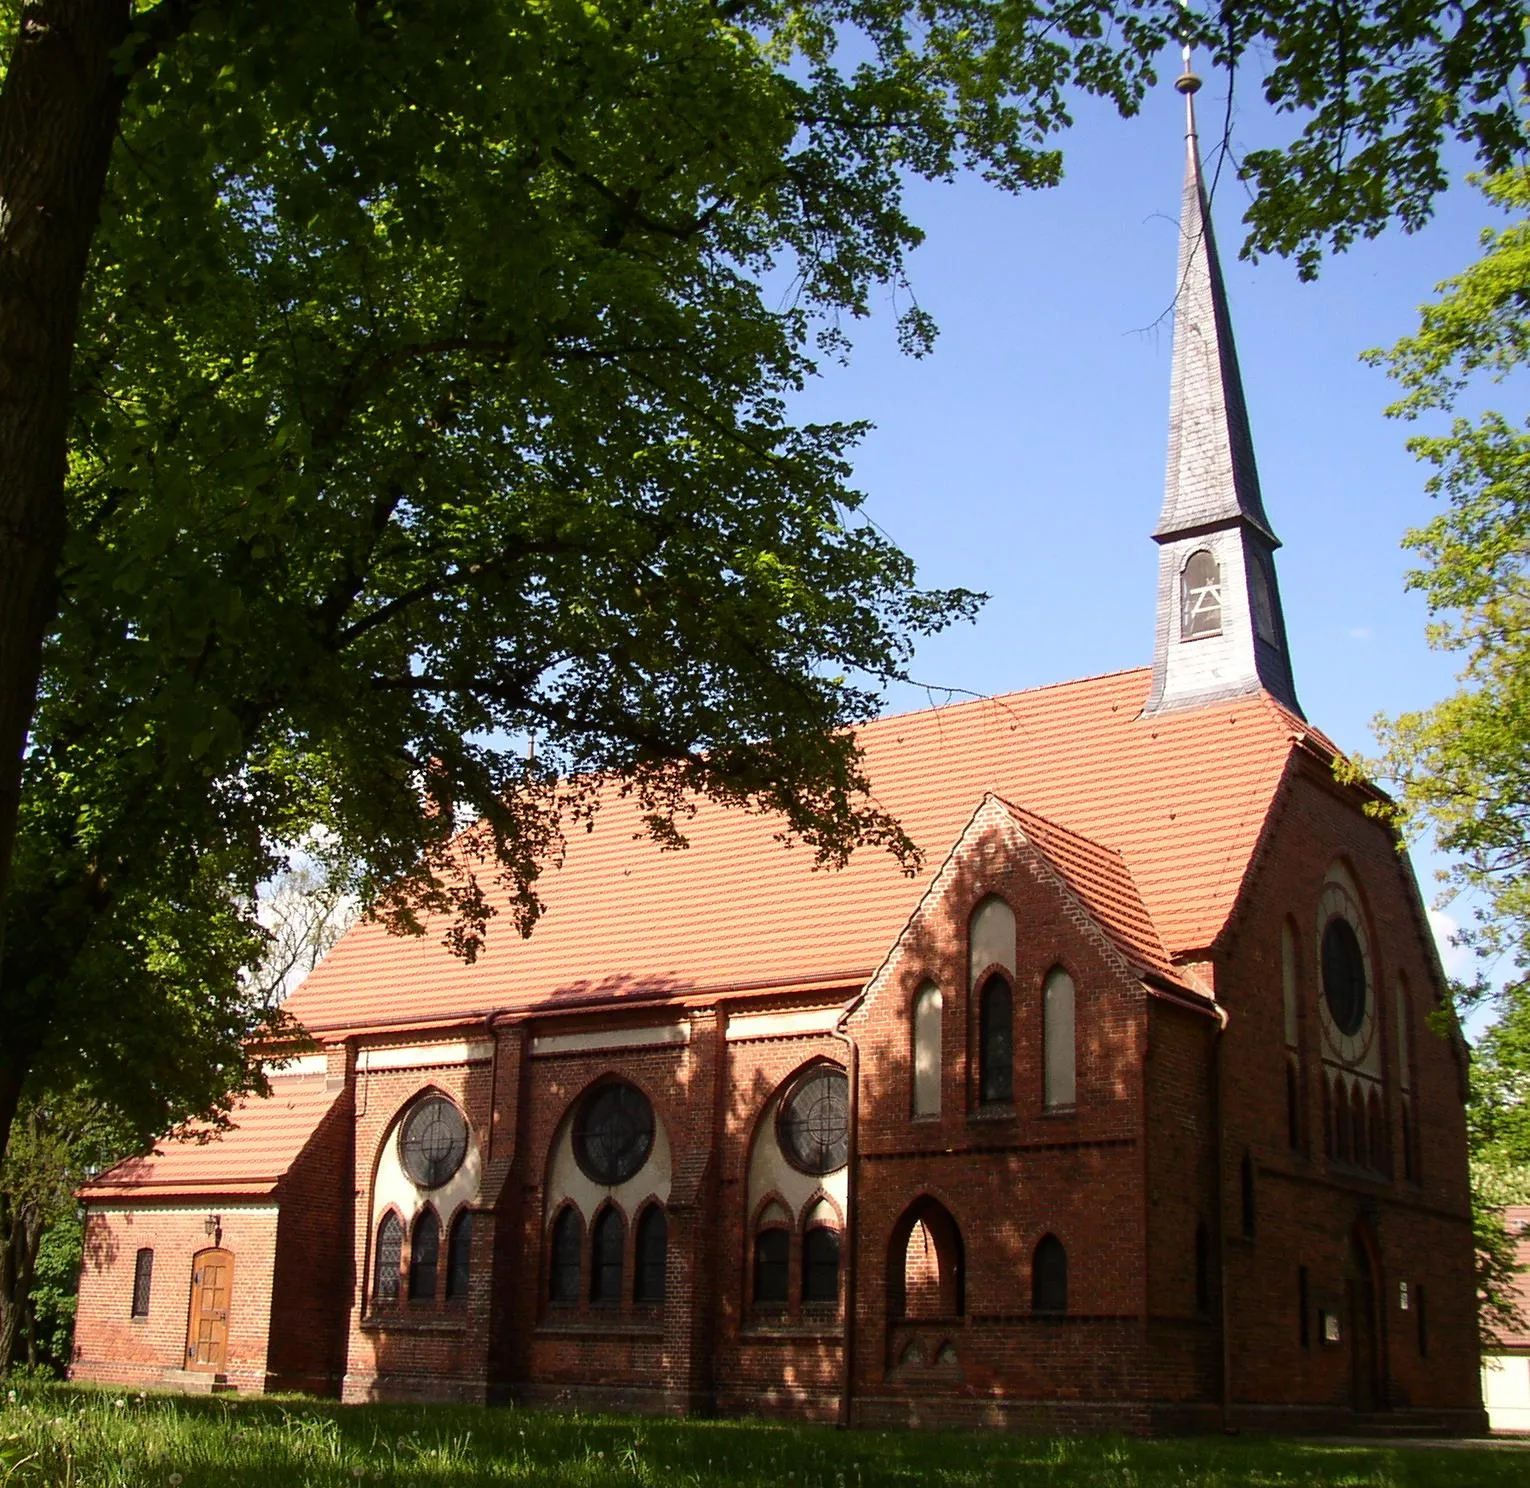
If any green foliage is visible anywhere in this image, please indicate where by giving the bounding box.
[7,0,1530,1162]
[0,1384,1525,1487]
[1368,172,1530,1345]
[23,1217,81,1376]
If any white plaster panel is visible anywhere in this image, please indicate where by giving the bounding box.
[726,1007,843,1042]
[968,896,1016,990]
[745,1087,848,1224]
[911,983,943,1117]
[263,1054,327,1078]
[530,1022,689,1056]
[358,1040,493,1072]
[544,1095,671,1225]
[370,1099,483,1236]
[1043,967,1077,1108]
[87,1204,279,1218]
[1484,1355,1530,1432]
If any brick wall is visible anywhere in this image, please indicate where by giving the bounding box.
[73,1205,278,1392]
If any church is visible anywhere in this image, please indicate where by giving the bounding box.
[70,70,1487,1433]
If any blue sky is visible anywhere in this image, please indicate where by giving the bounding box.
[788,71,1513,996]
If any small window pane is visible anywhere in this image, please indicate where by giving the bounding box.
[131,1248,154,1317]
[634,1206,667,1304]
[590,1207,624,1305]
[754,1228,789,1307]
[1032,1234,1067,1314]
[550,1208,582,1304]
[375,1214,403,1306]
[803,1227,841,1307]
[409,1209,440,1301]
[446,1211,473,1301]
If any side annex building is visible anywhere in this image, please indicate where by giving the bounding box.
[71,75,1487,1434]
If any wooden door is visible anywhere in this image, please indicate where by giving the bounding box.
[1345,1234,1379,1412]
[185,1249,234,1372]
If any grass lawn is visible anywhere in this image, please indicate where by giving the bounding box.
[0,1382,1522,1488]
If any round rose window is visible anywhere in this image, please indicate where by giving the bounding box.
[573,1082,655,1185]
[400,1096,469,1188]
[1322,917,1368,1037]
[777,1066,850,1175]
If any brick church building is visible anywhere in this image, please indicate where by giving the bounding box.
[71,72,1487,1433]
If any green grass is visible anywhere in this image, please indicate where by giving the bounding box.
[0,1381,1521,1488]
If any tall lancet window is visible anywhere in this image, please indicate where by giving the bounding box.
[1181,550,1222,638]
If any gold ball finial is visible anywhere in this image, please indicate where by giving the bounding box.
[1175,69,1203,96]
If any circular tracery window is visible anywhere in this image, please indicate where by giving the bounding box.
[573,1082,655,1186]
[1322,917,1368,1037]
[777,1066,850,1175]
[399,1096,469,1189]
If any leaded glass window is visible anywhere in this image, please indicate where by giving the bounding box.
[131,1248,153,1317]
[634,1205,667,1304]
[446,1210,473,1301]
[549,1207,582,1304]
[409,1209,440,1301]
[753,1228,789,1307]
[803,1226,841,1307]
[590,1206,624,1305]
[573,1083,654,1185]
[978,976,1013,1105]
[400,1096,469,1189]
[777,1066,850,1175]
[374,1213,403,1306]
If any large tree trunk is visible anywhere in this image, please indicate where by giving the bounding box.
[0,1,136,1164]
[0,1193,45,1376]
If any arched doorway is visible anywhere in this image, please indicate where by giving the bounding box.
[1345,1227,1381,1411]
[185,1248,234,1373]
[887,1197,964,1319]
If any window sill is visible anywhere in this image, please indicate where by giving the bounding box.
[535,1321,663,1340]
[969,1105,1015,1123]
[740,1320,843,1340]
[361,1314,467,1334]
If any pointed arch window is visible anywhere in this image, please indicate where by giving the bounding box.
[445,1210,473,1302]
[912,983,943,1117]
[1043,966,1076,1109]
[634,1205,667,1304]
[590,1206,624,1306]
[1032,1234,1067,1314]
[1251,552,1279,643]
[978,975,1013,1105]
[1181,549,1222,638]
[803,1225,841,1308]
[409,1209,440,1301]
[549,1207,583,1305]
[374,1212,403,1306]
[753,1226,790,1308]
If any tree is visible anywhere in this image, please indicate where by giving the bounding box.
[3,0,1528,1168]
[0,865,349,1375]
[1369,170,1530,1345]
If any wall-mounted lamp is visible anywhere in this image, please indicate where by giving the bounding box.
[204,1214,222,1242]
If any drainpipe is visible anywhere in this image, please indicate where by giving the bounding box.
[1212,1000,1232,1432]
[831,1021,860,1429]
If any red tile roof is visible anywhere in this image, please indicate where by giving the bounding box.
[285,668,1325,1036]
[79,1076,339,1201]
[998,797,1179,981]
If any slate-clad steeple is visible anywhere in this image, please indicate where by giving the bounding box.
[1142,62,1302,719]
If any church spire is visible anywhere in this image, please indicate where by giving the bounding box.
[1142,55,1302,719]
